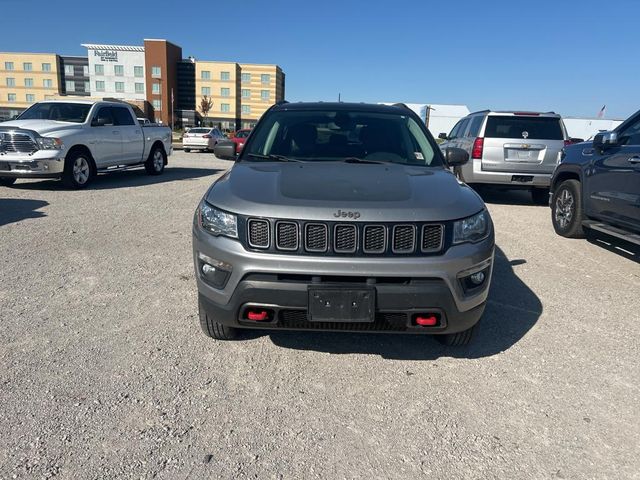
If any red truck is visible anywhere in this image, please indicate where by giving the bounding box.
[229,129,251,153]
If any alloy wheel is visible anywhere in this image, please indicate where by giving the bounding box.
[73,157,90,185]
[554,188,574,229]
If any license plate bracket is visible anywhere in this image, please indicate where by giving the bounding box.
[308,287,375,323]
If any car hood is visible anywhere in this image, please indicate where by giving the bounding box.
[206,162,485,222]
[0,120,83,136]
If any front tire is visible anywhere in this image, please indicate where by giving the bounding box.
[63,151,94,189]
[0,177,16,187]
[551,179,584,238]
[184,148,191,153]
[531,187,550,205]
[199,303,239,340]
[436,324,476,346]
[145,145,166,175]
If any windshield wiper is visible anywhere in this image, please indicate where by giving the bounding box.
[246,153,303,163]
[340,157,391,165]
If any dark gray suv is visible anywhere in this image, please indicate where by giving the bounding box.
[193,102,495,346]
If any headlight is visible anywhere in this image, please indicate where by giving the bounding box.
[453,210,490,244]
[36,137,63,150]
[198,202,238,238]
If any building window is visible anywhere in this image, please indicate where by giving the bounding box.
[6,78,15,87]
[66,80,75,92]
[221,71,230,81]
[114,65,124,76]
[261,74,270,84]
[241,89,250,99]
[221,87,230,97]
[201,70,211,80]
[242,105,251,114]
[7,93,16,102]
[26,94,35,102]
[42,63,51,72]
[241,73,251,83]
[5,62,14,70]
[152,99,161,110]
[135,83,144,94]
[23,62,32,71]
[261,90,270,101]
[151,66,161,78]
[152,83,161,94]
[24,78,33,87]
[221,103,230,113]
[134,66,143,77]
[201,86,211,96]
[84,81,90,92]
[115,82,124,93]
[95,64,104,75]
[95,80,105,92]
[43,79,53,88]
[64,65,74,76]
[9,109,19,117]
[83,65,89,76]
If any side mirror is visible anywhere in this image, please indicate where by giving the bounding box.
[438,133,448,140]
[593,131,618,151]
[213,140,237,160]
[445,147,469,167]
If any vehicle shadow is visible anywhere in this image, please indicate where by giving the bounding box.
[0,198,48,227]
[476,187,545,206]
[586,230,640,264]
[265,246,542,360]
[8,166,222,191]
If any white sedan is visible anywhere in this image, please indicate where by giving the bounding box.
[182,128,226,152]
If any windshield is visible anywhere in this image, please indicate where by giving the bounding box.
[17,102,92,123]
[241,109,441,166]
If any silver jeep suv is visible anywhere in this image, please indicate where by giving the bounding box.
[439,110,571,204]
[193,102,495,346]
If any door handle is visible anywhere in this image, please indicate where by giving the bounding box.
[628,156,640,164]
[112,130,120,135]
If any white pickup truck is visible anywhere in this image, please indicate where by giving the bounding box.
[0,100,172,188]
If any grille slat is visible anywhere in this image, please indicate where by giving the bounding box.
[276,222,298,251]
[305,223,328,252]
[392,225,416,253]
[334,225,357,253]
[422,225,444,252]
[363,225,386,253]
[248,219,270,248]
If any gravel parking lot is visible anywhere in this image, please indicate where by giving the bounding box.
[1,151,638,479]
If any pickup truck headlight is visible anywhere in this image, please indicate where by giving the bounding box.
[36,137,63,150]
[198,202,238,238]
[453,210,490,244]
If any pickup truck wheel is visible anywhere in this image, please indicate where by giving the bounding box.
[199,303,239,340]
[436,324,476,346]
[63,152,93,189]
[551,179,584,238]
[531,187,550,205]
[0,177,16,187]
[145,146,165,175]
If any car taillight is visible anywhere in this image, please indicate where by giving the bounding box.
[203,134,212,138]
[564,139,573,146]
[472,137,484,159]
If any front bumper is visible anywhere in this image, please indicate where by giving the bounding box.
[0,150,65,178]
[193,225,494,334]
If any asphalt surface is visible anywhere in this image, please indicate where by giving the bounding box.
[1,152,638,479]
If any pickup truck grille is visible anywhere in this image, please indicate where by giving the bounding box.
[0,132,38,154]
[244,217,446,256]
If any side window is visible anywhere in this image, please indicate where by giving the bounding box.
[457,118,470,138]
[618,116,640,146]
[112,107,135,126]
[92,107,114,126]
[448,120,463,139]
[467,116,484,138]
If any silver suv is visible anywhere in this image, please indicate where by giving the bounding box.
[193,102,495,346]
[439,111,570,204]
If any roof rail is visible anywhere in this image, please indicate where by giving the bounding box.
[391,102,411,110]
[468,109,491,116]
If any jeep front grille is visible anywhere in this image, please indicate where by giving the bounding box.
[245,217,445,256]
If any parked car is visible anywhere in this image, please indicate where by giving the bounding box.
[439,110,578,204]
[550,109,640,244]
[229,129,251,153]
[193,102,495,346]
[0,100,172,189]
[182,127,226,153]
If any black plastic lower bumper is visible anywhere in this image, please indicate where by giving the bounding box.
[198,278,486,335]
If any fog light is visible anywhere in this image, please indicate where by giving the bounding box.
[469,271,485,285]
[197,253,232,289]
[460,266,490,294]
[202,263,216,276]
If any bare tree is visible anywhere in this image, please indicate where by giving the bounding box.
[200,96,213,125]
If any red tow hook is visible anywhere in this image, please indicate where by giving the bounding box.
[415,315,438,326]
[247,310,269,321]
